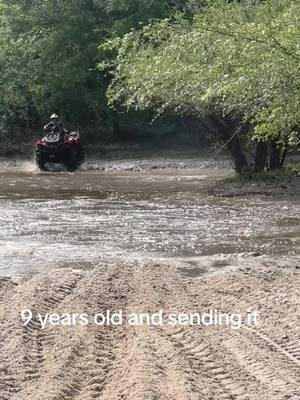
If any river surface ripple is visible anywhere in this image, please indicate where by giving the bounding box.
[0,169,299,277]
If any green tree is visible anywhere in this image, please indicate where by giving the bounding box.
[103,0,300,173]
[0,0,184,143]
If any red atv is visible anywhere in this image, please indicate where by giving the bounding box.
[36,130,84,171]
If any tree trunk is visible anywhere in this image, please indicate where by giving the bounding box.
[269,142,282,170]
[209,114,250,176]
[254,142,268,172]
[280,147,288,168]
[227,134,250,176]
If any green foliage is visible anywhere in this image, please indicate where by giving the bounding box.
[251,162,300,180]
[0,0,184,135]
[104,0,300,146]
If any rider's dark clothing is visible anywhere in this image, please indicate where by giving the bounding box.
[43,121,65,135]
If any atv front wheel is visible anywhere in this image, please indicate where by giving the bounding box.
[36,152,49,171]
[64,150,80,172]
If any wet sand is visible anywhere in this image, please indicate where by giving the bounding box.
[0,257,299,400]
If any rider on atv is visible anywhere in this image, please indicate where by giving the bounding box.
[43,114,66,136]
[37,114,84,171]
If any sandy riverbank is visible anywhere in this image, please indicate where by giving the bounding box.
[212,176,300,198]
[0,256,299,400]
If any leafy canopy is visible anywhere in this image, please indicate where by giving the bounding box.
[0,0,183,127]
[103,0,300,146]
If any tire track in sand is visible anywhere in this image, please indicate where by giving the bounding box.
[0,261,298,400]
[0,270,85,398]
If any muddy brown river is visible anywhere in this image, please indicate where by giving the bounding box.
[0,158,299,277]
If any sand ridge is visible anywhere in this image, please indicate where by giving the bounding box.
[0,259,299,400]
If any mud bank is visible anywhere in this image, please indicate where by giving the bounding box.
[212,176,300,198]
[0,257,299,400]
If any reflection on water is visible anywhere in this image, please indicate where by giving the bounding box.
[0,169,299,277]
